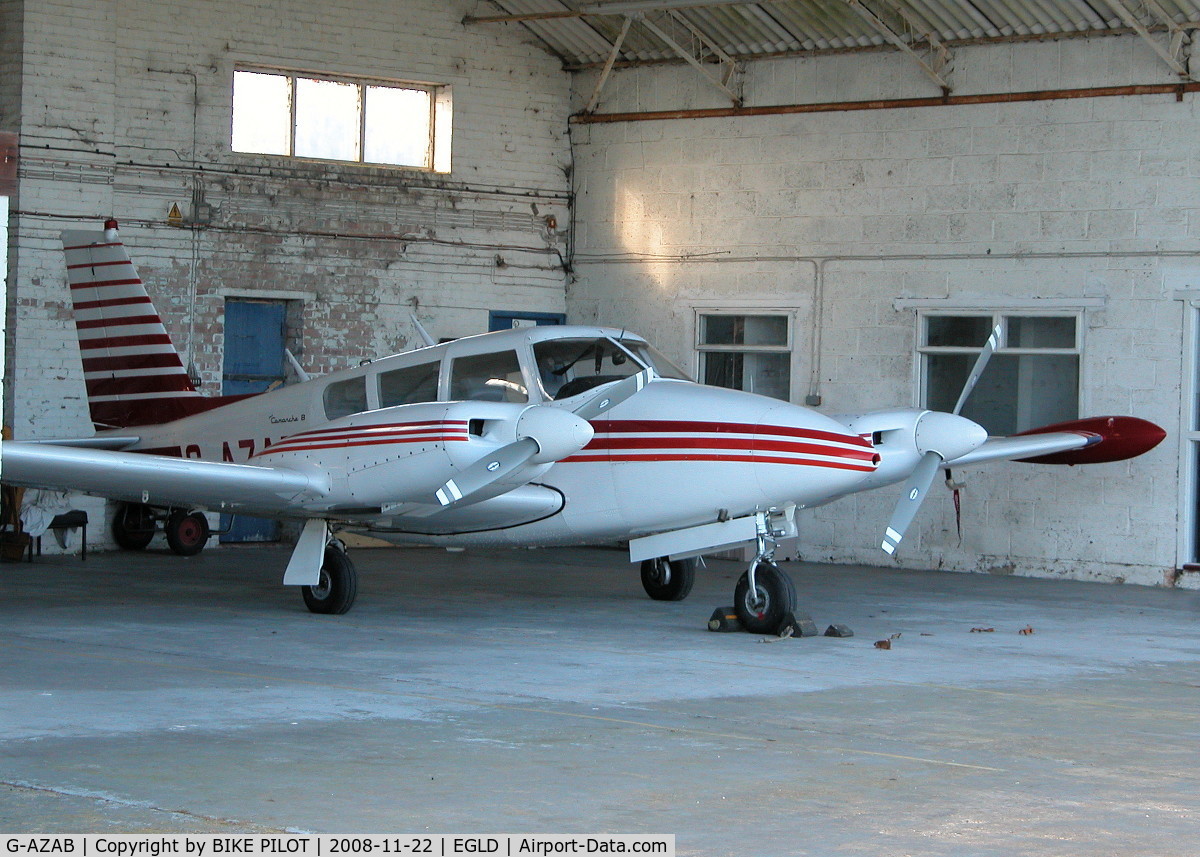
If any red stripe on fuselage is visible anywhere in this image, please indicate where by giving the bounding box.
[590,419,873,448]
[586,435,878,461]
[280,419,467,440]
[259,433,469,455]
[261,421,472,455]
[562,452,877,471]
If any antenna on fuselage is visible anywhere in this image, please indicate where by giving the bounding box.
[284,348,311,383]
[410,313,437,348]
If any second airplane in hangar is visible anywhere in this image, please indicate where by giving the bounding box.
[1,221,1166,631]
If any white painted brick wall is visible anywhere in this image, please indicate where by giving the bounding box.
[8,0,573,440]
[570,35,1197,587]
[6,0,574,550]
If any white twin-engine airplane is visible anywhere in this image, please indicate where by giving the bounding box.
[0,221,1166,632]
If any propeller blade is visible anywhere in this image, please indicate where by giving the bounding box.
[951,323,1002,416]
[435,370,647,510]
[881,450,942,555]
[435,437,539,506]
[571,369,651,421]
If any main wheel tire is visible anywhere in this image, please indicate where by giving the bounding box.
[302,547,358,615]
[112,502,156,550]
[640,556,696,601]
[733,561,797,635]
[164,510,210,556]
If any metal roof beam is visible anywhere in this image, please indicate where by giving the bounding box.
[1099,0,1193,79]
[840,0,954,92]
[637,12,745,105]
[584,15,636,113]
[465,0,782,26]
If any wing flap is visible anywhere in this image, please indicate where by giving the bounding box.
[0,441,327,515]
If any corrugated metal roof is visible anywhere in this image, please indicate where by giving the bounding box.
[472,0,1200,70]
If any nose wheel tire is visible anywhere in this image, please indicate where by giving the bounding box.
[640,556,697,601]
[164,510,210,556]
[734,561,797,635]
[302,547,358,615]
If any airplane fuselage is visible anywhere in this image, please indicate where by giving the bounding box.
[104,325,881,548]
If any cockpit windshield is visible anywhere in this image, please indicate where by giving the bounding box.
[617,339,692,383]
[533,337,692,401]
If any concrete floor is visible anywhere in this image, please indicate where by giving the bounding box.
[2,543,1199,854]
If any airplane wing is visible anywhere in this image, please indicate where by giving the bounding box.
[19,436,141,450]
[944,416,1166,468]
[944,431,1096,467]
[0,441,328,515]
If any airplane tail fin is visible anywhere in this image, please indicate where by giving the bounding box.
[61,220,212,429]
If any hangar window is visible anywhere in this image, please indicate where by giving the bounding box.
[232,69,451,172]
[920,313,1080,436]
[697,313,792,401]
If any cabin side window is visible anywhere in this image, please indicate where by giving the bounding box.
[379,361,441,407]
[449,351,528,403]
[323,376,369,420]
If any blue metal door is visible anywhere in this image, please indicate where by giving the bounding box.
[221,299,287,542]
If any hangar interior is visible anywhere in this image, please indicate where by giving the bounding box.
[2,0,1199,586]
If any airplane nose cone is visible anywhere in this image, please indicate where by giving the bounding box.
[517,405,595,464]
[915,411,988,461]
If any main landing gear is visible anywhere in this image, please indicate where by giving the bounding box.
[112,502,211,556]
[301,540,358,615]
[640,556,696,601]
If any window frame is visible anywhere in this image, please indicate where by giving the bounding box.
[917,310,1084,434]
[231,67,450,172]
[694,310,795,402]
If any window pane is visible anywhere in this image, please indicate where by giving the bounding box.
[232,71,291,155]
[620,340,693,382]
[295,77,361,161]
[925,315,992,348]
[364,86,431,167]
[534,338,641,400]
[703,352,790,400]
[1007,316,1075,349]
[926,353,1077,435]
[701,315,787,346]
[1014,353,1079,428]
[324,376,368,420]
[450,351,528,403]
[379,361,440,406]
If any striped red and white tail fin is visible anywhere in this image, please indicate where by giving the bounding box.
[62,220,223,429]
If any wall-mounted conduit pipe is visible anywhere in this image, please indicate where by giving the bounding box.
[571,81,1200,124]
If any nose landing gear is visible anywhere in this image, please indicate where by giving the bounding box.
[732,511,798,634]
